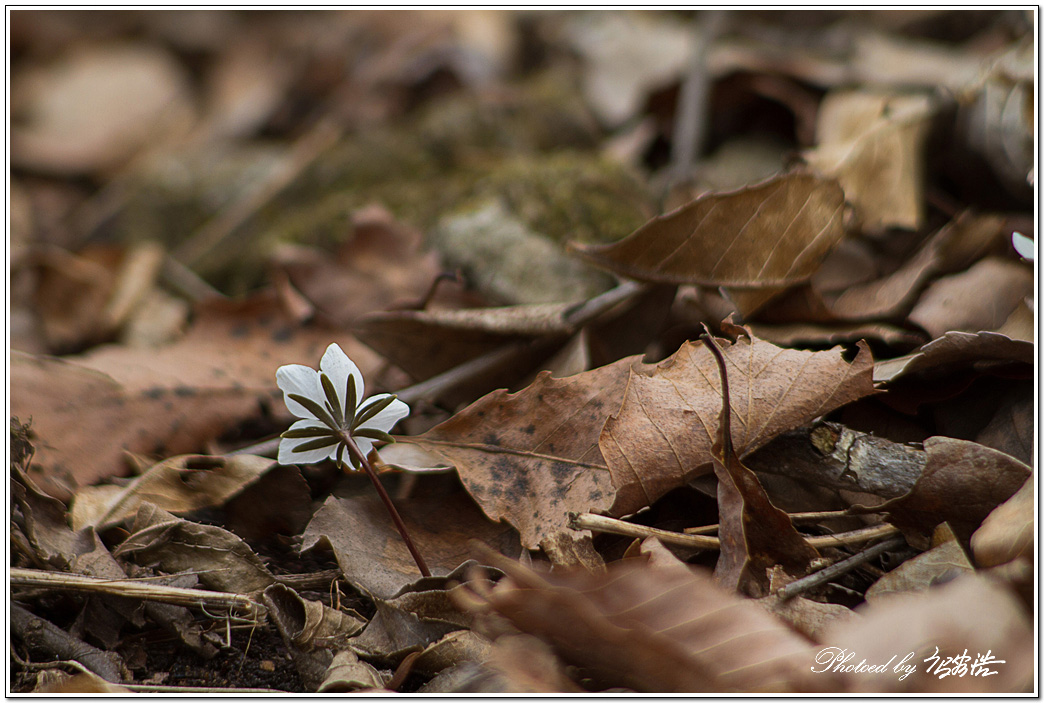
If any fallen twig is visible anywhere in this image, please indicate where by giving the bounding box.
[775,535,907,601]
[570,512,900,551]
[10,568,266,622]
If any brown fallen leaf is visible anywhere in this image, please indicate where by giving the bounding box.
[456,539,837,693]
[11,290,382,491]
[11,43,194,175]
[868,437,1031,547]
[354,301,575,383]
[757,595,855,642]
[70,454,276,531]
[973,385,1033,465]
[864,524,974,602]
[301,487,524,599]
[274,204,442,329]
[803,90,933,231]
[478,634,584,693]
[316,650,386,693]
[263,583,368,691]
[602,320,875,517]
[969,474,1033,568]
[822,574,1033,693]
[703,334,820,597]
[397,356,636,551]
[873,330,1033,384]
[347,598,460,665]
[748,321,923,350]
[570,172,845,289]
[908,257,1034,338]
[115,503,276,594]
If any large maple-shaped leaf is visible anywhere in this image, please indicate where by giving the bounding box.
[570,173,844,288]
[398,357,637,550]
[602,321,875,517]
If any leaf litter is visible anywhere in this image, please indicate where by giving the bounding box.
[9,9,1035,694]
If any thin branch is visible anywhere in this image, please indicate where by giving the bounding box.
[570,512,900,551]
[776,535,907,600]
[682,508,878,534]
[10,568,265,621]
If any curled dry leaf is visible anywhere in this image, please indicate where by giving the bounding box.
[71,454,276,531]
[263,582,368,691]
[822,574,1034,693]
[347,598,461,665]
[803,90,933,231]
[821,211,1009,322]
[316,650,386,693]
[412,630,493,678]
[455,539,836,693]
[397,357,636,550]
[969,474,1033,568]
[602,321,875,517]
[115,504,275,594]
[571,173,845,290]
[702,334,820,597]
[869,437,1031,547]
[873,330,1034,384]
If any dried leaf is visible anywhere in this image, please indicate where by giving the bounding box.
[11,291,381,489]
[11,462,79,569]
[317,650,386,693]
[703,334,820,596]
[115,504,275,593]
[355,302,574,382]
[757,596,855,642]
[456,539,835,693]
[803,91,933,230]
[571,173,845,288]
[11,43,194,174]
[822,574,1034,693]
[479,634,583,693]
[872,437,1031,547]
[348,598,460,664]
[864,526,974,602]
[873,330,1033,384]
[301,489,524,599]
[970,475,1033,568]
[398,357,636,550]
[71,454,276,531]
[602,321,875,517]
[275,204,441,328]
[412,630,493,677]
[908,257,1034,338]
[973,385,1033,465]
[749,321,923,350]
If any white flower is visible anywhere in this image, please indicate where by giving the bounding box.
[276,343,409,469]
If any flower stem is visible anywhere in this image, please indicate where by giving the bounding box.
[338,431,431,578]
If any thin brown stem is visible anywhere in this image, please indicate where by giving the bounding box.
[338,431,431,578]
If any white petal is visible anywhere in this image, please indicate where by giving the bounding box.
[319,343,365,417]
[278,434,339,466]
[357,395,410,434]
[1012,231,1035,260]
[276,364,323,419]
